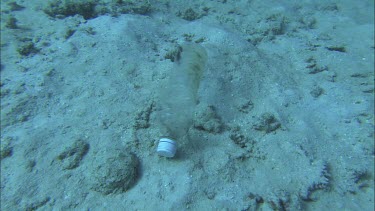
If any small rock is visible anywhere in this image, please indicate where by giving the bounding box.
[90,151,139,195]
[0,136,14,160]
[56,139,89,170]
[310,86,324,98]
[253,113,281,133]
[194,105,223,134]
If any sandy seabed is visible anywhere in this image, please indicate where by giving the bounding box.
[1,0,374,210]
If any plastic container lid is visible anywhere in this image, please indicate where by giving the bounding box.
[157,138,177,158]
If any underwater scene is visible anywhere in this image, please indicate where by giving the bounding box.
[1,0,374,210]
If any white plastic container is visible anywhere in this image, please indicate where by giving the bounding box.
[157,138,177,158]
